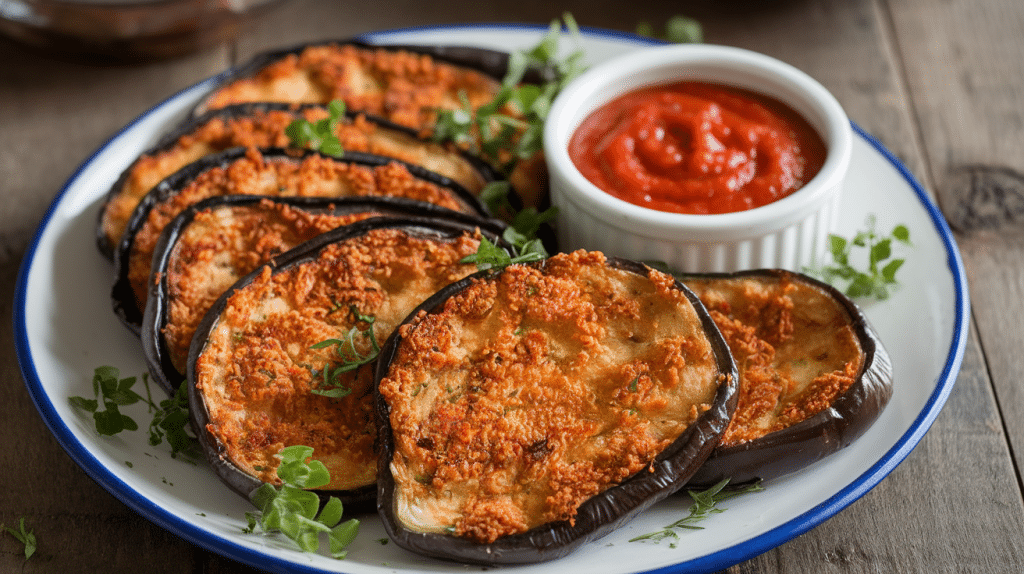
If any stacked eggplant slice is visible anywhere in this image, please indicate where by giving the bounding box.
[683,269,894,486]
[190,39,549,206]
[188,218,497,508]
[96,39,893,566]
[143,195,505,396]
[190,40,521,130]
[95,38,539,514]
[111,146,493,333]
[374,252,739,563]
[96,101,502,259]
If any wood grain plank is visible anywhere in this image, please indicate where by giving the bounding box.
[886,0,1024,491]
[956,226,1024,460]
[885,0,1024,225]
[0,36,231,267]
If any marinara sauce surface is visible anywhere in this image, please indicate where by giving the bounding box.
[568,81,827,215]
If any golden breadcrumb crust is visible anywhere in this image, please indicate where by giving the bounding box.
[101,108,487,251]
[197,42,548,209]
[126,148,471,314]
[685,275,865,445]
[161,199,381,374]
[194,227,481,490]
[201,44,502,132]
[380,251,721,542]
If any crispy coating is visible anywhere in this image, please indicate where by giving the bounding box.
[201,44,502,132]
[126,148,471,315]
[686,275,864,445]
[196,42,549,209]
[194,227,481,490]
[380,251,722,542]
[101,108,488,251]
[162,199,380,374]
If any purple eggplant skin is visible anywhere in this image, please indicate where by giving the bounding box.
[186,217,505,508]
[685,269,894,487]
[110,146,494,337]
[142,194,508,396]
[95,101,504,261]
[372,257,739,565]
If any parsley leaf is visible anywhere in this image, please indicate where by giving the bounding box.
[807,214,912,301]
[148,382,201,460]
[71,366,201,458]
[636,15,704,44]
[460,236,515,270]
[70,366,144,436]
[244,445,360,559]
[285,100,346,157]
[478,181,517,221]
[432,13,585,176]
[2,517,36,560]
[309,307,380,398]
[460,186,557,270]
[630,479,763,547]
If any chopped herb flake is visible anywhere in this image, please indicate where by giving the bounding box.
[244,445,360,559]
[631,479,763,547]
[2,518,36,560]
[806,214,911,301]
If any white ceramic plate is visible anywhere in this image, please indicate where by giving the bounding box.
[14,25,969,574]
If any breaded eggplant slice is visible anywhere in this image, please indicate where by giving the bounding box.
[684,269,893,486]
[192,40,549,208]
[96,102,500,258]
[144,194,505,395]
[374,251,738,564]
[193,41,511,130]
[188,218,497,504]
[111,146,491,334]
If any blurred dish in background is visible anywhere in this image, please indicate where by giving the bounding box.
[0,0,287,61]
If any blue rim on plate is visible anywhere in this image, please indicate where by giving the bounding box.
[13,24,969,574]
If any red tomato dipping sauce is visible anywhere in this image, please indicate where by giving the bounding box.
[568,81,827,214]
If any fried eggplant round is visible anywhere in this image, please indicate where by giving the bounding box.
[191,40,550,207]
[96,102,501,259]
[374,251,738,564]
[143,194,505,395]
[111,146,492,334]
[683,269,893,486]
[187,217,500,506]
[192,40,515,129]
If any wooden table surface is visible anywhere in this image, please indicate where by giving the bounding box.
[2,0,1023,572]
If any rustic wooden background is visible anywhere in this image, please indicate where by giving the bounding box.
[1,0,1023,571]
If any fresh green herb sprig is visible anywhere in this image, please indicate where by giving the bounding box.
[636,15,704,44]
[461,185,557,270]
[69,365,144,436]
[433,13,586,175]
[460,234,546,271]
[285,99,346,157]
[308,307,380,398]
[69,366,200,459]
[149,383,201,460]
[244,445,359,559]
[809,215,911,301]
[2,518,36,560]
[630,479,763,548]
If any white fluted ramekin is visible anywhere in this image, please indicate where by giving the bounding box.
[544,43,852,272]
